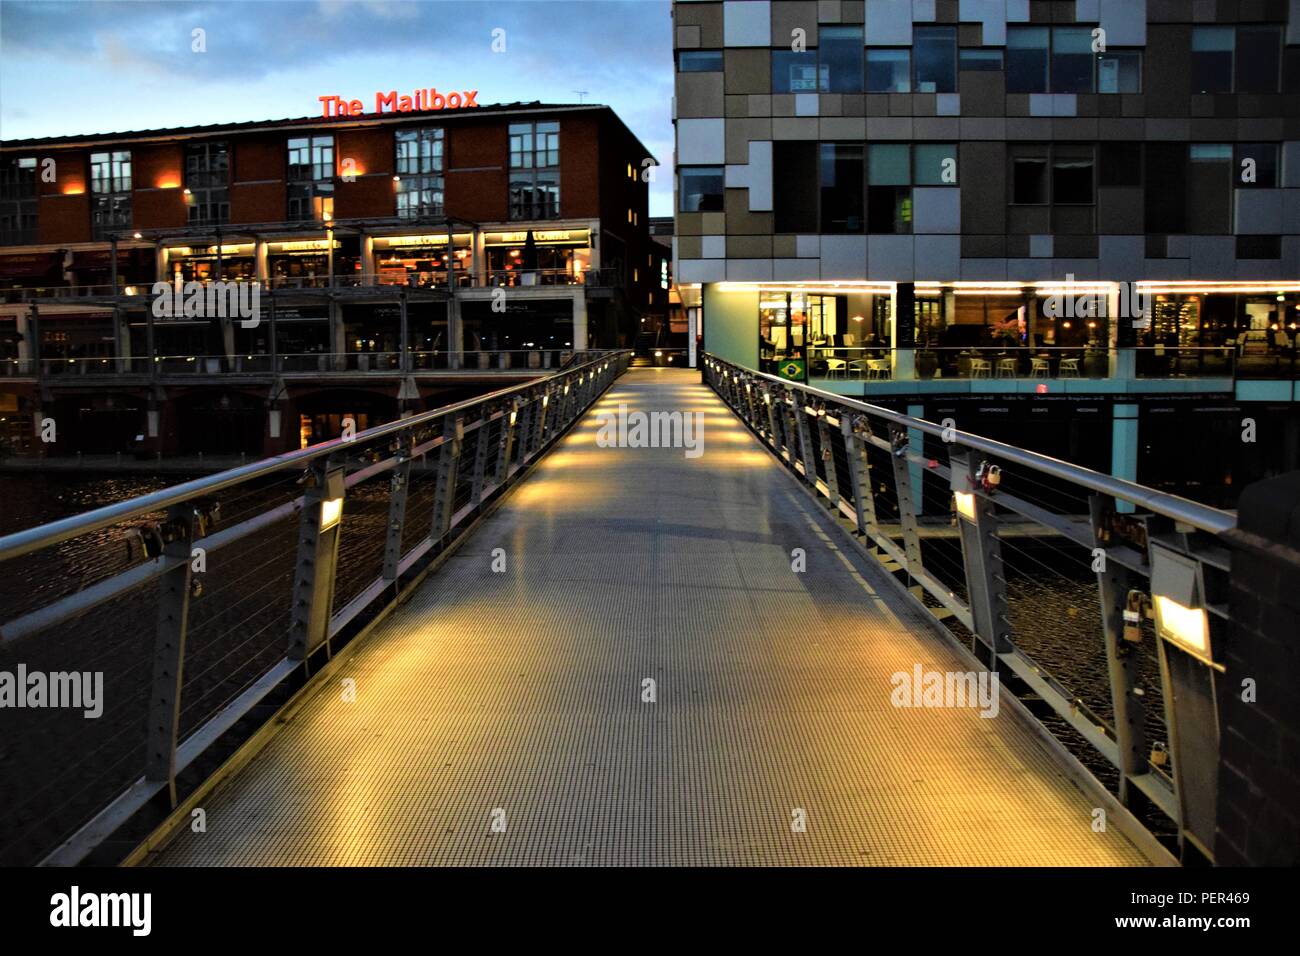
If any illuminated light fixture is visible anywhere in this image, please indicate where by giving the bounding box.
[319,495,344,531]
[133,232,143,239]
[183,188,192,196]
[953,491,977,522]
[542,395,549,407]
[852,315,864,323]
[654,350,663,357]
[393,175,401,183]
[61,185,85,195]
[1149,544,1213,665]
[509,410,518,426]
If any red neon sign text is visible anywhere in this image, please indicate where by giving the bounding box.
[318,89,479,118]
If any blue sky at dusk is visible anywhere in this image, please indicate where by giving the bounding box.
[0,0,676,214]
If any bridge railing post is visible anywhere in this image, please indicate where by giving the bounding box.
[791,393,816,484]
[381,438,413,583]
[530,387,549,456]
[516,390,537,462]
[948,447,1012,670]
[815,404,840,510]
[431,415,464,541]
[762,385,781,450]
[469,405,493,506]
[288,460,345,665]
[841,413,877,540]
[887,424,925,594]
[144,504,196,804]
[1088,493,1148,812]
[495,401,518,486]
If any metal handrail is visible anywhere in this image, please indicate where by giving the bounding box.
[705,351,1236,863]
[728,362,1234,536]
[0,350,622,563]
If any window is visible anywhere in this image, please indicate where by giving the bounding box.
[0,156,38,245]
[1234,144,1278,188]
[1099,142,1141,187]
[913,144,957,185]
[1009,145,1091,206]
[678,166,723,212]
[679,50,723,72]
[913,27,956,93]
[1012,155,1049,204]
[1007,27,1049,93]
[866,49,910,92]
[184,142,228,226]
[1235,26,1282,93]
[1191,27,1234,93]
[1187,144,1232,233]
[773,143,818,232]
[959,49,1003,72]
[287,136,334,221]
[819,144,864,233]
[90,150,132,239]
[772,50,821,92]
[1098,50,1142,93]
[867,144,912,233]
[395,127,444,219]
[509,121,560,219]
[1237,236,1281,259]
[1052,146,1094,204]
[819,26,864,92]
[1051,27,1094,93]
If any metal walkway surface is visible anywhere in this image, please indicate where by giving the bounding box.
[152,369,1146,866]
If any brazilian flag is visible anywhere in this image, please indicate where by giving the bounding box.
[778,358,806,382]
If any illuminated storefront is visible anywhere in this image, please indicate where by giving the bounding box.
[483,228,590,286]
[166,243,256,283]
[372,233,472,288]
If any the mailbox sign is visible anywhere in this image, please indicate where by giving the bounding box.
[318,89,480,118]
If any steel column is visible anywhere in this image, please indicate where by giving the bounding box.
[949,448,1012,669]
[144,505,196,801]
[288,462,345,664]
[887,424,924,587]
[382,441,413,582]
[1089,494,1149,810]
[431,415,464,539]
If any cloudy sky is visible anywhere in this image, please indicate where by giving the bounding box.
[0,0,676,214]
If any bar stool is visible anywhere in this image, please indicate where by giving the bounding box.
[1030,357,1051,378]
[996,357,1018,378]
[1059,358,1081,378]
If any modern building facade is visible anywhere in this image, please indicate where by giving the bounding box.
[0,100,668,456]
[673,0,1300,503]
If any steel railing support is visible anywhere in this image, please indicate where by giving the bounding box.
[432,415,464,540]
[495,401,518,485]
[792,396,816,482]
[144,504,196,804]
[531,388,549,454]
[469,406,493,506]
[841,414,877,538]
[288,461,345,664]
[816,406,840,509]
[949,448,1012,670]
[1089,494,1149,810]
[887,424,925,592]
[381,439,413,582]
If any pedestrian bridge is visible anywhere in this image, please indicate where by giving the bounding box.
[0,352,1245,867]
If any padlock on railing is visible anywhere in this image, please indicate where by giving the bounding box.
[1123,589,1151,643]
[976,461,1002,495]
[1150,741,1169,769]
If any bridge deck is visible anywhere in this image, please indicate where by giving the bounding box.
[152,369,1144,866]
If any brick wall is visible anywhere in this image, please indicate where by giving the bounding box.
[1218,470,1300,865]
